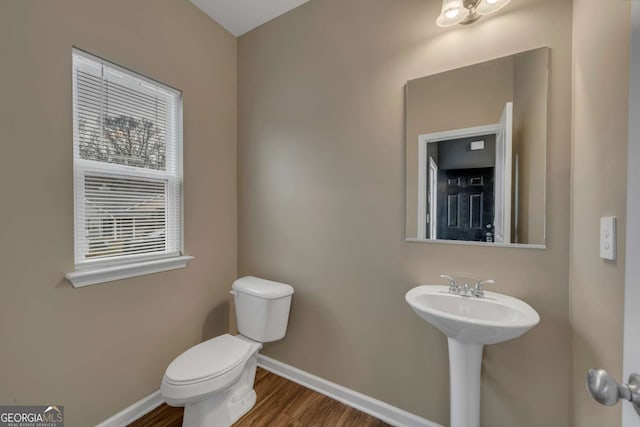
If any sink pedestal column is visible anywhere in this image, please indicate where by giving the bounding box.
[448,338,483,427]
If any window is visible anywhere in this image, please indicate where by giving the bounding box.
[66,49,191,287]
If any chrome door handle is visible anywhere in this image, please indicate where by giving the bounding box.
[586,369,640,415]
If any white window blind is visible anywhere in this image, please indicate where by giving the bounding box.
[72,49,183,268]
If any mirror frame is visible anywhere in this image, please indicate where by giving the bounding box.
[403,48,549,249]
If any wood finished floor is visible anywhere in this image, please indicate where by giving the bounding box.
[128,368,391,427]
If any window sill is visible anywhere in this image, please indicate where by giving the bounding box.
[65,255,194,288]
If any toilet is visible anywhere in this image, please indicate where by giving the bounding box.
[161,276,294,427]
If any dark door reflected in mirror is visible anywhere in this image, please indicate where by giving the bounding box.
[438,167,494,242]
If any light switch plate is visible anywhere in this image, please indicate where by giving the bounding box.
[600,216,617,260]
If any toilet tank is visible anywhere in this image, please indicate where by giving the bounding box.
[232,276,294,343]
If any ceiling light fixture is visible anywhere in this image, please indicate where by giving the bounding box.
[436,0,512,27]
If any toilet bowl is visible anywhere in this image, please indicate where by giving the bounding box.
[161,277,294,427]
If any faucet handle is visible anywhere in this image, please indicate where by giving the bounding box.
[441,274,459,293]
[473,279,495,298]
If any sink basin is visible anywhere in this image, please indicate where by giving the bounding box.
[405,285,540,345]
[406,284,540,427]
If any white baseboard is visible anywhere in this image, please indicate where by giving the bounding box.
[257,354,442,427]
[96,390,164,427]
[95,356,441,427]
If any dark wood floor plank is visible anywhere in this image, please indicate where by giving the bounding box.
[280,384,322,419]
[339,407,390,427]
[296,395,350,427]
[128,368,391,427]
[236,373,293,426]
[128,403,183,427]
[254,365,270,383]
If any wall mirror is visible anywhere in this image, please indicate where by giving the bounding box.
[404,47,549,247]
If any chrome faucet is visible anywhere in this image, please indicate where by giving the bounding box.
[459,279,474,297]
[472,279,495,298]
[440,274,458,294]
[441,275,495,298]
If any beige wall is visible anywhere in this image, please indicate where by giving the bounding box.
[513,48,548,244]
[0,1,236,426]
[570,0,630,426]
[239,0,572,425]
[405,55,514,238]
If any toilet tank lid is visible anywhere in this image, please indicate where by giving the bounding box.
[233,276,294,299]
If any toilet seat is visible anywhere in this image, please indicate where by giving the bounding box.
[161,334,258,405]
[165,334,252,385]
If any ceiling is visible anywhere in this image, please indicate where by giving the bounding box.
[190,0,312,37]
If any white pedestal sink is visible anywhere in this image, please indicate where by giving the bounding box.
[405,285,539,427]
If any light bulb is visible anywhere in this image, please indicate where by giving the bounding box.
[436,0,468,27]
[445,8,460,19]
[477,0,511,16]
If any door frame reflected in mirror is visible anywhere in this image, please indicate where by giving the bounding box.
[417,123,504,242]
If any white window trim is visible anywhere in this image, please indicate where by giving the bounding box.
[67,48,192,287]
[65,255,194,288]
